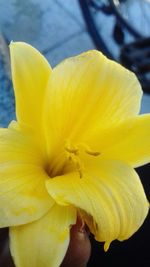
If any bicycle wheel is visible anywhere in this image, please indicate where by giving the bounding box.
[109,0,150,38]
[79,0,150,60]
[79,0,115,59]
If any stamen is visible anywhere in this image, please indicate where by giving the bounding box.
[65,140,79,155]
[65,142,83,178]
[65,146,79,155]
[75,159,83,178]
[65,141,100,178]
[85,150,101,156]
[79,143,101,157]
[69,155,83,178]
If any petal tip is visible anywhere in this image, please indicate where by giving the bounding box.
[9,40,14,46]
[9,40,17,51]
[104,241,111,252]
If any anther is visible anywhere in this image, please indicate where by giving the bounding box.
[65,146,79,155]
[79,143,101,157]
[85,150,101,156]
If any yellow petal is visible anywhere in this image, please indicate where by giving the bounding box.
[0,126,43,165]
[0,127,53,227]
[10,204,76,267]
[10,42,51,131]
[44,50,142,155]
[46,160,149,250]
[92,114,150,168]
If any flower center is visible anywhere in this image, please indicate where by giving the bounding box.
[65,144,83,178]
[46,141,100,178]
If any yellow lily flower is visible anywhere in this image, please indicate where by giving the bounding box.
[0,42,149,267]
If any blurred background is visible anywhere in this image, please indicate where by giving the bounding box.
[0,0,150,266]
